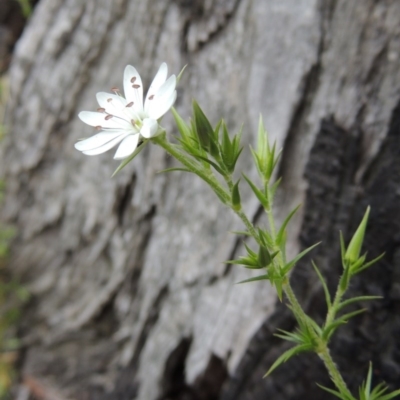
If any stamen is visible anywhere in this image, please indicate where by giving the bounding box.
[105,114,113,120]
[126,102,134,107]
[130,77,137,83]
[131,119,136,125]
[95,126,102,130]
[132,84,140,89]
[97,107,106,113]
[111,87,120,93]
[107,98,112,102]
[148,95,154,100]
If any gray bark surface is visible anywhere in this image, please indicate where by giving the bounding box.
[2,0,400,399]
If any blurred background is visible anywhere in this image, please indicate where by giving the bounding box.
[1,0,400,399]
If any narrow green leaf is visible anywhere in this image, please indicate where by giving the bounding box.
[196,155,225,175]
[242,173,269,209]
[365,362,373,398]
[171,107,191,140]
[225,258,259,268]
[236,274,270,285]
[112,140,148,177]
[337,296,382,312]
[353,253,385,275]
[276,204,301,246]
[192,100,213,150]
[312,261,332,308]
[231,179,241,210]
[157,167,193,174]
[244,243,258,259]
[270,177,282,199]
[317,384,356,400]
[176,64,187,83]
[264,344,311,377]
[282,242,320,275]
[230,230,252,236]
[380,389,400,400]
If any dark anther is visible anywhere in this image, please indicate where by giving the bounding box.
[107,98,112,102]
[97,107,106,113]
[95,126,102,130]
[105,114,113,120]
[130,77,137,83]
[149,95,154,100]
[131,119,136,125]
[132,84,140,89]
[126,102,134,107]
[111,87,119,92]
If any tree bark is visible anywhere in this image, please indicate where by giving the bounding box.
[2,0,400,399]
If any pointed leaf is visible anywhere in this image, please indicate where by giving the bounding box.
[337,295,382,312]
[276,204,301,246]
[282,242,320,275]
[242,173,269,209]
[345,206,370,264]
[264,344,311,377]
[112,140,148,177]
[236,274,270,285]
[312,261,331,308]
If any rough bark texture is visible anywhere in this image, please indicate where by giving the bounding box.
[2,0,400,399]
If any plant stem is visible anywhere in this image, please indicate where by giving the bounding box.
[156,133,352,397]
[153,135,231,204]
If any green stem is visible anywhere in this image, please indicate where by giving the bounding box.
[155,133,351,397]
[153,135,230,204]
[325,277,346,327]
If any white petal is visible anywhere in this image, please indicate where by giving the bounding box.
[79,111,133,130]
[140,118,159,138]
[82,133,130,156]
[144,63,168,113]
[123,65,143,114]
[113,134,140,159]
[148,90,177,120]
[75,130,124,151]
[154,74,176,100]
[96,92,140,122]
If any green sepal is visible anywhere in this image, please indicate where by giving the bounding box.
[263,344,312,377]
[282,242,320,275]
[236,274,270,285]
[276,204,301,246]
[345,206,370,264]
[242,173,269,209]
[352,252,385,275]
[112,140,148,177]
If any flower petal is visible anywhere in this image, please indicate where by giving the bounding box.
[96,92,140,122]
[123,65,143,114]
[82,133,130,156]
[113,134,140,159]
[144,63,168,113]
[147,90,177,121]
[140,118,159,138]
[75,130,124,151]
[79,111,133,130]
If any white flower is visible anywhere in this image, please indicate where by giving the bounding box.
[75,62,177,160]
